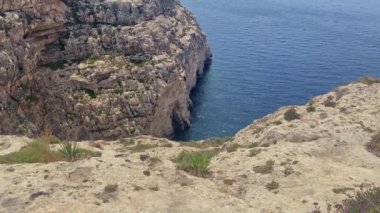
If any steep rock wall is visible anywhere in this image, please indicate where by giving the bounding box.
[0,0,211,140]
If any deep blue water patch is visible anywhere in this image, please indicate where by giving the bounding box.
[175,0,380,141]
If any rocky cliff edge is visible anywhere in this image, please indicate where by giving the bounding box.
[0,79,379,212]
[0,0,211,140]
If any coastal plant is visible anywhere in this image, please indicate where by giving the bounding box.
[246,142,260,148]
[323,96,336,108]
[104,184,118,193]
[253,160,275,174]
[284,108,301,121]
[338,187,380,212]
[121,138,135,146]
[265,181,279,191]
[359,76,380,85]
[226,143,241,153]
[127,144,158,153]
[306,105,316,113]
[25,95,39,103]
[366,133,380,157]
[59,141,101,161]
[41,60,66,70]
[180,137,231,149]
[249,149,262,157]
[59,142,83,161]
[266,159,275,166]
[310,187,380,212]
[0,140,62,164]
[85,89,97,99]
[174,149,218,177]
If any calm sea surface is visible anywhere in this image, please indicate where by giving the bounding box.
[175,0,380,141]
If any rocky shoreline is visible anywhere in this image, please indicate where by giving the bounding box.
[0,79,379,212]
[0,0,211,140]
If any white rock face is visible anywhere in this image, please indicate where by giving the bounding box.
[0,0,211,140]
[0,81,379,212]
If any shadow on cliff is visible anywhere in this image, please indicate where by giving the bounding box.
[174,60,212,141]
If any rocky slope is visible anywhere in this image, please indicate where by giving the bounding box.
[0,80,379,212]
[0,0,211,140]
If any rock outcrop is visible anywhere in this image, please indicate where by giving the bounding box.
[0,0,211,140]
[0,81,379,212]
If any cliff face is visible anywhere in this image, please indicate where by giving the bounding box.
[0,0,211,140]
[0,81,379,212]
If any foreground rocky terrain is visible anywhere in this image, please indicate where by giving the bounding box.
[0,80,379,212]
[0,0,211,140]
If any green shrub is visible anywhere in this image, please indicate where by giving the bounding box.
[104,184,118,193]
[339,187,380,212]
[174,149,218,177]
[180,137,231,149]
[226,143,241,153]
[266,181,279,191]
[323,96,336,108]
[127,144,157,153]
[266,160,275,166]
[85,89,97,99]
[85,57,97,65]
[366,133,380,157]
[41,60,66,70]
[306,105,316,113]
[59,142,100,161]
[25,95,38,103]
[0,140,62,164]
[253,160,275,174]
[246,142,260,148]
[121,138,135,146]
[249,149,262,157]
[284,108,301,121]
[359,76,380,85]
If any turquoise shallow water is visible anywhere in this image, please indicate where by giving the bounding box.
[175,0,380,141]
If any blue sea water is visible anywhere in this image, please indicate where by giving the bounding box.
[175,0,380,141]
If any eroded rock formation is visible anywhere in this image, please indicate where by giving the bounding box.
[0,0,211,140]
[0,80,379,212]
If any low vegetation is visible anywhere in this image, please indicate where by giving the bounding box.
[339,187,380,212]
[249,149,262,157]
[173,149,219,177]
[253,160,275,174]
[0,140,62,164]
[359,76,380,85]
[226,143,241,153]
[366,133,380,157]
[59,142,100,161]
[41,60,66,70]
[306,105,316,113]
[266,181,279,191]
[284,108,301,121]
[332,187,354,194]
[126,144,158,153]
[180,137,232,149]
[323,96,336,108]
[85,89,97,99]
[312,187,380,212]
[0,139,99,164]
[104,184,118,193]
[121,138,135,146]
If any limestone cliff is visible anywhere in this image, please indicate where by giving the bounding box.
[0,80,379,212]
[0,0,211,140]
